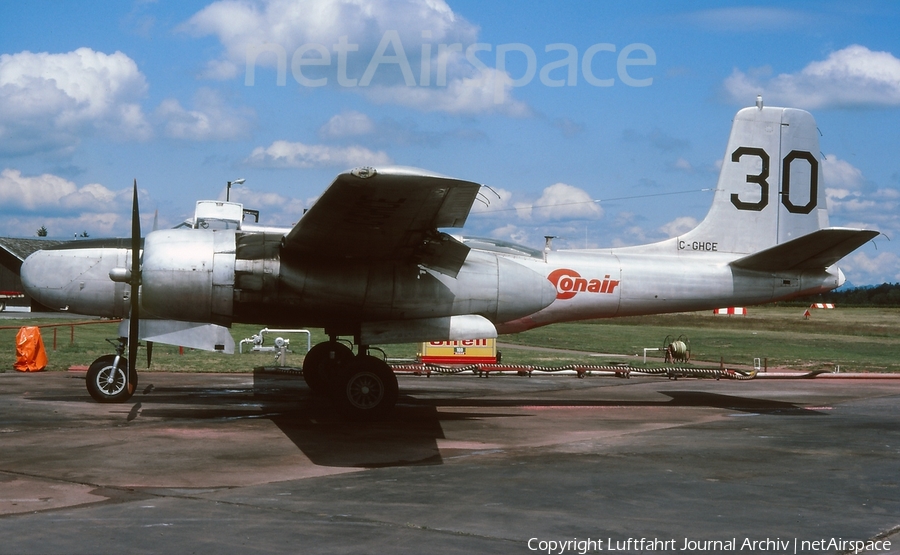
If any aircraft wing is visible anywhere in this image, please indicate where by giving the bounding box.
[282,167,481,276]
[730,228,880,272]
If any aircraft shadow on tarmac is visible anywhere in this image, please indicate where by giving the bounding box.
[413,390,825,416]
[30,371,825,469]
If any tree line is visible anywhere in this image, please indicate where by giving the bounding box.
[794,283,900,307]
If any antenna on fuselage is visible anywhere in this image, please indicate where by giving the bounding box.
[543,236,556,262]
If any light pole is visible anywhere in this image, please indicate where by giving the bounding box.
[226,178,245,202]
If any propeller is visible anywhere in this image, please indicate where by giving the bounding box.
[128,180,141,382]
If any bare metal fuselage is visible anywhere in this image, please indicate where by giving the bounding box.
[20,227,840,345]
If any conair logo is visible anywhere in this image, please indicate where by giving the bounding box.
[547,268,620,300]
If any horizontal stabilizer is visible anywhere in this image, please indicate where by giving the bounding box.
[730,228,880,272]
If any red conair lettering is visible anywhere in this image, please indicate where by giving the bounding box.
[547,268,620,300]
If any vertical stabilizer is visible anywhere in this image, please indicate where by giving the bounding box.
[679,105,828,254]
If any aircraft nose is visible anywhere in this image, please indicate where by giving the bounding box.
[20,247,126,316]
[20,250,69,310]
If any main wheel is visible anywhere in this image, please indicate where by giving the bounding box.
[302,341,353,394]
[86,355,136,403]
[332,355,398,420]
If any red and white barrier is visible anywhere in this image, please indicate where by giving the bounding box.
[804,303,835,319]
[713,307,746,315]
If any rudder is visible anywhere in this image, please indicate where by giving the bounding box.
[679,103,828,255]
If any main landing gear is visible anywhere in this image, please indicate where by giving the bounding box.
[302,340,399,420]
[86,338,138,403]
[82,335,397,419]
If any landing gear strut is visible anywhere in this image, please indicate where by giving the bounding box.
[301,340,399,420]
[85,338,137,403]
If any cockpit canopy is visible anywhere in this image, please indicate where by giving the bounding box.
[191,201,244,230]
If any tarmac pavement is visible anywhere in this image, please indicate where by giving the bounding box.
[1,369,898,554]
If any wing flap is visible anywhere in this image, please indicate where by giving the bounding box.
[417,232,470,277]
[730,228,880,272]
[119,319,236,354]
[283,167,481,266]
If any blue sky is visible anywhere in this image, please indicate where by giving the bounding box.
[1,1,899,285]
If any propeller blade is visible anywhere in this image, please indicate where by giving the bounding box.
[128,180,141,374]
[147,341,153,368]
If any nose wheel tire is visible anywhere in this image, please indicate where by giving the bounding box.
[86,355,137,403]
[331,355,398,420]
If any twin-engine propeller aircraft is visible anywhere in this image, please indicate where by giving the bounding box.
[20,102,878,419]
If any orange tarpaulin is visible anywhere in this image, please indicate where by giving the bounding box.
[14,326,48,372]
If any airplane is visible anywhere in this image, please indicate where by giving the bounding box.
[19,100,879,419]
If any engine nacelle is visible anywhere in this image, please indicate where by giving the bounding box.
[20,242,131,317]
[142,228,554,338]
[275,249,555,328]
[141,229,236,326]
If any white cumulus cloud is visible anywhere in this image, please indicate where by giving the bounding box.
[319,111,376,138]
[0,168,139,237]
[823,154,864,190]
[672,157,693,172]
[364,66,531,116]
[222,185,308,226]
[0,168,123,214]
[246,140,392,168]
[533,183,603,222]
[0,48,151,155]
[184,0,476,75]
[660,216,699,238]
[470,186,514,214]
[821,154,874,215]
[182,0,530,115]
[157,88,255,141]
[683,7,815,32]
[724,45,900,108]
[845,251,900,284]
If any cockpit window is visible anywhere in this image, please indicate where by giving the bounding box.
[195,218,240,230]
[192,201,244,230]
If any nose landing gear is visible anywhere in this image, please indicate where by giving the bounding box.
[85,338,138,403]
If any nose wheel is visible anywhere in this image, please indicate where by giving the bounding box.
[86,354,137,403]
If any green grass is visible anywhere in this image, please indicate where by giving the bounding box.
[1,305,898,373]
[500,306,900,372]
